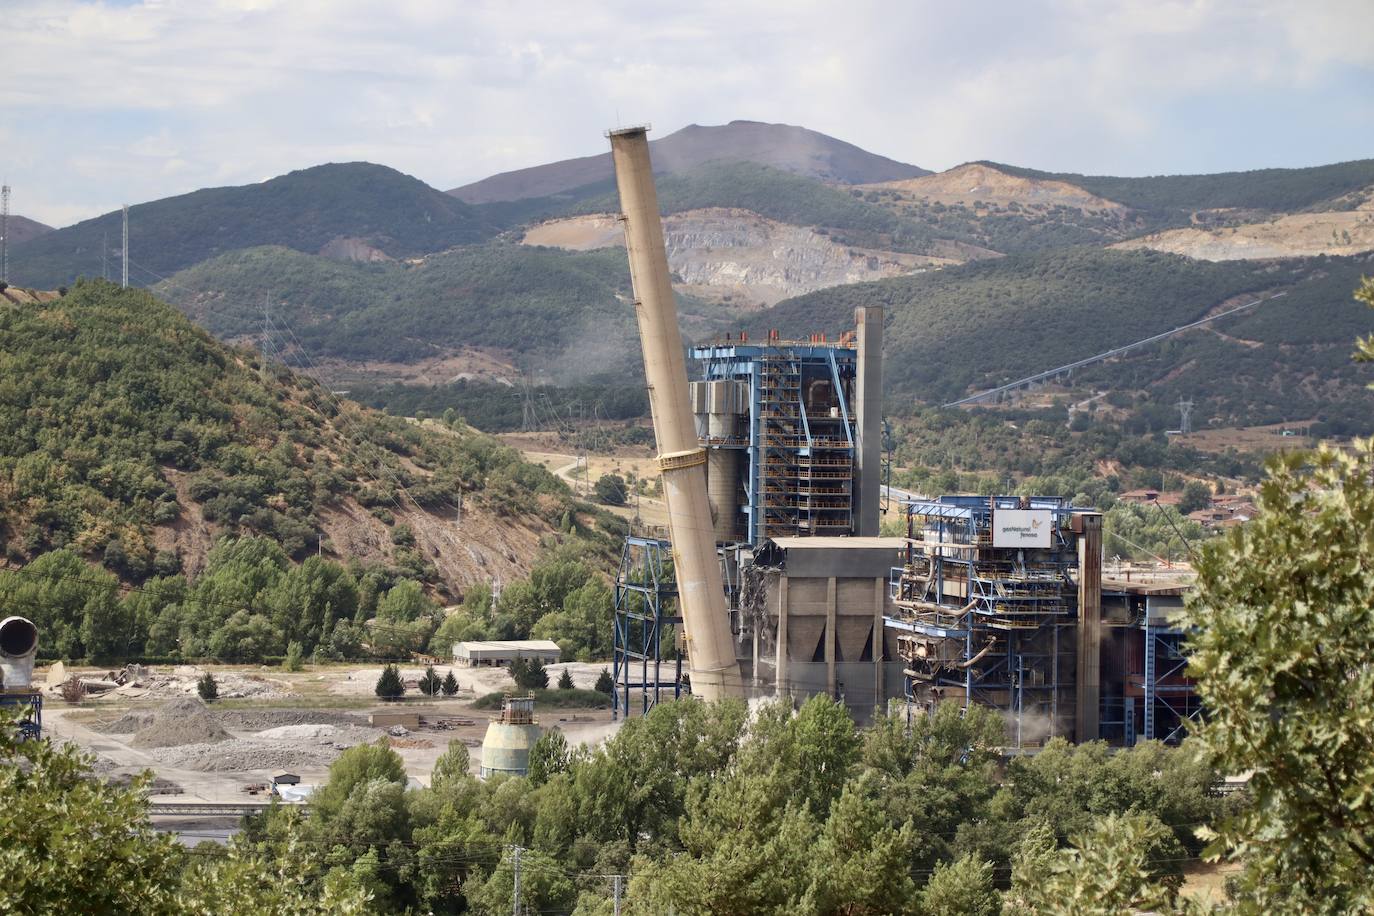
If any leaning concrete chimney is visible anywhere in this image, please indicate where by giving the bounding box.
[607,125,744,701]
[854,305,884,536]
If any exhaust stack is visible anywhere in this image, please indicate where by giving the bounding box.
[608,126,744,700]
[0,617,38,690]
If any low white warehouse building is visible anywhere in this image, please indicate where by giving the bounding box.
[452,639,561,668]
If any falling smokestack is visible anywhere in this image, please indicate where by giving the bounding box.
[854,305,884,536]
[607,126,744,701]
[0,617,38,690]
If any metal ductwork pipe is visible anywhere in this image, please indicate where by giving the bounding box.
[0,616,38,690]
[608,126,744,700]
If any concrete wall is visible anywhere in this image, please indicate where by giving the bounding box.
[761,570,897,718]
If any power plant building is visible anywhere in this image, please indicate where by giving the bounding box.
[604,124,1199,747]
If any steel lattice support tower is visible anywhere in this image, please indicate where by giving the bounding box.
[611,537,683,718]
[1176,399,1195,435]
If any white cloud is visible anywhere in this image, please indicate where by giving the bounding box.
[1,0,1370,225]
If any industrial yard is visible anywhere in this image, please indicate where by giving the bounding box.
[36,660,620,832]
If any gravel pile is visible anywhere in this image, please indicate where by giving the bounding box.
[100,709,155,733]
[254,723,383,745]
[131,697,231,749]
[151,739,340,772]
[217,709,365,731]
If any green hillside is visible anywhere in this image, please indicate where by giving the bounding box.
[7,163,497,289]
[987,158,1374,213]
[0,280,605,591]
[157,242,735,377]
[759,248,1374,430]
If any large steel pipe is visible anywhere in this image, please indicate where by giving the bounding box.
[608,126,744,700]
[0,616,38,690]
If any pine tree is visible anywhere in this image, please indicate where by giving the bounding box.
[508,657,529,688]
[418,665,441,696]
[557,668,574,690]
[524,658,550,690]
[594,667,614,695]
[196,671,218,701]
[283,641,304,672]
[375,664,404,700]
[441,670,459,696]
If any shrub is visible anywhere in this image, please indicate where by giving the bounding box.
[375,663,404,700]
[593,474,627,506]
[196,671,218,701]
[283,641,304,672]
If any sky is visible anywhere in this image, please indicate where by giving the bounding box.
[3,0,1372,227]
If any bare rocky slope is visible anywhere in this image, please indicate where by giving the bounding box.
[449,120,928,203]
[1112,208,1374,261]
[865,162,1127,213]
[522,207,951,307]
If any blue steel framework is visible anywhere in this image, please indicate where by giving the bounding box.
[611,537,683,719]
[1141,619,1198,744]
[0,692,42,739]
[1098,594,1199,747]
[690,341,858,546]
[889,496,1079,747]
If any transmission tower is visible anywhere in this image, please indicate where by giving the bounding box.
[261,295,272,383]
[1,183,9,284]
[520,375,537,432]
[1176,398,1195,435]
[121,204,129,288]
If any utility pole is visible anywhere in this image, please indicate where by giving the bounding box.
[121,204,129,288]
[511,845,523,916]
[613,875,623,916]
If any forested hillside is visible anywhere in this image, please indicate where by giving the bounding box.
[157,242,733,379]
[0,281,617,599]
[7,133,1371,444]
[7,163,497,289]
[989,158,1374,214]
[761,248,1374,430]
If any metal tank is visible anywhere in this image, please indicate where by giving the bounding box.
[478,695,542,778]
[607,126,744,700]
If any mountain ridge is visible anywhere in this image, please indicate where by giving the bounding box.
[2,214,53,246]
[448,120,930,203]
[7,162,496,289]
